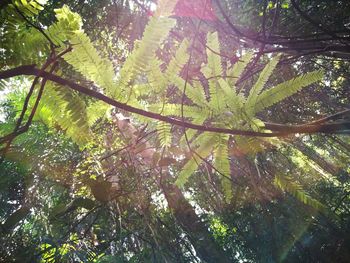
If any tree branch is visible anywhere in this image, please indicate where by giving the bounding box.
[0,65,348,138]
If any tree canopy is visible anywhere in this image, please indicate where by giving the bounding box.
[0,0,349,262]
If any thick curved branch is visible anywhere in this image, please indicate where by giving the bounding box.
[0,65,348,138]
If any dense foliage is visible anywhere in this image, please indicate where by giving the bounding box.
[0,0,349,262]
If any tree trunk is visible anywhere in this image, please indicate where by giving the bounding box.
[160,173,231,263]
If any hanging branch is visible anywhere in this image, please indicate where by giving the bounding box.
[1,65,349,139]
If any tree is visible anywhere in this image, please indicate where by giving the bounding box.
[0,0,349,262]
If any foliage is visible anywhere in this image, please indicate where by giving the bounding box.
[274,173,326,213]
[0,0,349,262]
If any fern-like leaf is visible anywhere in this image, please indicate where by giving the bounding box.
[164,39,190,88]
[117,16,176,94]
[147,56,166,93]
[218,78,244,114]
[63,31,117,96]
[176,133,215,187]
[39,82,91,147]
[245,54,280,116]
[203,32,225,112]
[213,134,232,203]
[252,70,324,114]
[157,121,172,148]
[146,40,190,97]
[227,51,254,87]
[179,114,207,146]
[12,0,47,17]
[185,81,208,107]
[274,173,326,211]
[206,32,223,77]
[46,5,83,46]
[86,101,111,126]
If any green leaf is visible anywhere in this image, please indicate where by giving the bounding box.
[227,51,254,87]
[39,82,91,147]
[62,31,117,97]
[164,39,190,89]
[157,121,172,148]
[185,81,208,107]
[245,54,281,116]
[281,2,289,9]
[213,134,232,203]
[274,173,326,212]
[118,16,176,99]
[252,70,324,114]
[204,32,225,112]
[176,133,215,187]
